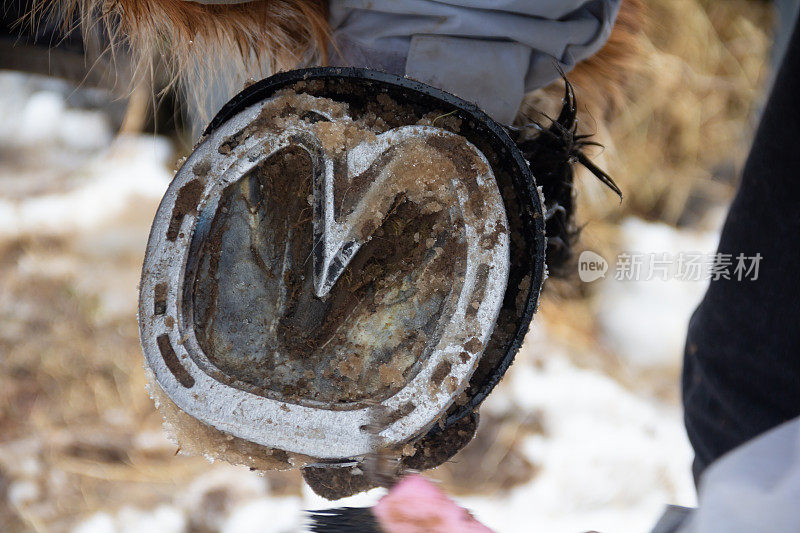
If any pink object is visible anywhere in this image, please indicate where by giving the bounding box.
[373,475,494,533]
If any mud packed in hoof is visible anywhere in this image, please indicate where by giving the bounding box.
[138,70,545,480]
[188,84,508,408]
[192,146,466,405]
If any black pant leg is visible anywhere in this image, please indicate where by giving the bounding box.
[682,12,800,482]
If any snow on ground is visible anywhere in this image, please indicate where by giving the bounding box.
[70,465,309,533]
[461,329,697,532]
[0,135,172,237]
[67,332,697,533]
[597,218,719,368]
[65,327,697,533]
[0,71,122,198]
[0,71,172,237]
[1,71,699,532]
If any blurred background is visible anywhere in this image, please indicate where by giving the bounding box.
[0,0,784,531]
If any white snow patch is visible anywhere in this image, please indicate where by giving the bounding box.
[180,465,266,510]
[0,74,112,151]
[462,331,696,533]
[221,497,303,533]
[301,483,386,511]
[71,506,186,533]
[7,479,39,506]
[117,506,186,533]
[72,513,116,533]
[0,135,172,236]
[597,217,718,367]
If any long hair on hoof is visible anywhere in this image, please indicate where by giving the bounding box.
[512,0,643,277]
[28,0,330,124]
[513,79,622,277]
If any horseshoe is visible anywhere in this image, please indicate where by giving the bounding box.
[138,68,545,463]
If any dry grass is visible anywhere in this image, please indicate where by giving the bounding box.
[514,0,773,407]
[0,205,307,532]
[0,0,774,529]
[581,0,772,226]
[444,0,773,493]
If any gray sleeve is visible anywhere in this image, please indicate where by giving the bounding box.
[678,417,800,533]
[329,0,622,123]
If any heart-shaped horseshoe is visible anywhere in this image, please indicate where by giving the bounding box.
[139,68,546,467]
